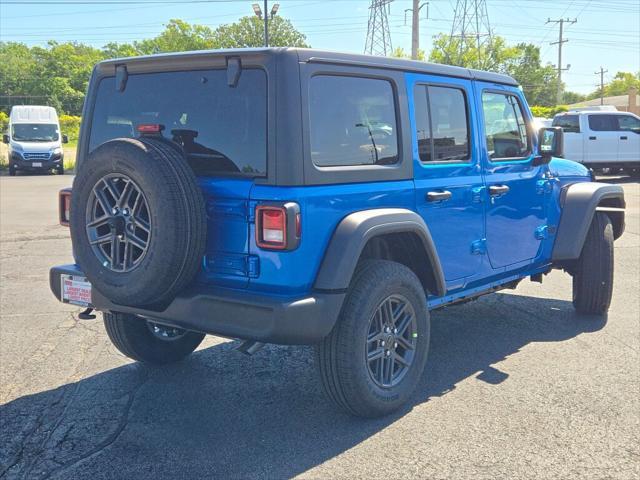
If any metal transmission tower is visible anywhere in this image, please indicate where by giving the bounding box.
[448,0,492,69]
[364,0,394,56]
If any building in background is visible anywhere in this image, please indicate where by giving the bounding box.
[568,88,639,115]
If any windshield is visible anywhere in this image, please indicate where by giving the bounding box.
[89,68,267,177]
[12,123,59,142]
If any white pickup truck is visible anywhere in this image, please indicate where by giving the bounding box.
[552,110,640,177]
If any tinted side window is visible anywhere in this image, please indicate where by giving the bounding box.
[616,115,640,131]
[588,115,617,131]
[90,69,267,177]
[552,115,580,133]
[413,85,470,163]
[309,75,398,167]
[482,92,530,160]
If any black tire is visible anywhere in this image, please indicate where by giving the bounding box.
[572,212,614,315]
[56,165,65,175]
[317,260,430,418]
[70,138,206,308]
[104,312,205,365]
[8,165,16,176]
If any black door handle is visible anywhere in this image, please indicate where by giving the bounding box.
[620,136,628,140]
[426,190,452,202]
[589,136,597,140]
[489,185,510,196]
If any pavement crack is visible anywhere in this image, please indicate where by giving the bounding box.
[42,369,150,480]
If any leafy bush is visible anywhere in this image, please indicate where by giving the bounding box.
[0,111,8,133]
[530,105,568,119]
[59,115,81,143]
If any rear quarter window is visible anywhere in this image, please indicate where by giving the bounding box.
[308,75,399,167]
[552,115,580,133]
[89,68,267,177]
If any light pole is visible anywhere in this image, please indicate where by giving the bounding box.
[252,2,280,47]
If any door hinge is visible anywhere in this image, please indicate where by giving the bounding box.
[471,238,487,255]
[471,186,486,203]
[536,177,558,194]
[534,225,549,240]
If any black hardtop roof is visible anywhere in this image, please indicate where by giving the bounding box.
[98,47,519,87]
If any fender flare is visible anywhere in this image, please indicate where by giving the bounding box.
[552,182,625,261]
[314,208,446,296]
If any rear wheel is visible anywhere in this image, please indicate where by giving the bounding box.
[317,260,430,418]
[572,212,614,315]
[104,312,205,365]
[8,165,16,176]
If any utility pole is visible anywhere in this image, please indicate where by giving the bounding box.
[595,66,608,105]
[404,1,428,60]
[547,17,576,105]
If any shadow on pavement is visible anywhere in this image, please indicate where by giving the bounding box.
[0,293,606,479]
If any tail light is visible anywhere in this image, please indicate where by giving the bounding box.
[59,188,72,226]
[136,123,164,134]
[255,203,300,250]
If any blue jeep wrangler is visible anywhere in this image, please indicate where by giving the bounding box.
[50,49,625,418]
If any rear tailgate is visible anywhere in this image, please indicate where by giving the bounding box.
[197,177,255,288]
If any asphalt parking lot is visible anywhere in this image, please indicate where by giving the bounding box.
[0,173,638,480]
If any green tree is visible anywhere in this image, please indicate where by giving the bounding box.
[503,43,558,107]
[429,35,562,107]
[391,47,426,61]
[213,16,309,48]
[588,71,640,99]
[133,19,218,54]
[429,34,518,72]
[562,90,586,104]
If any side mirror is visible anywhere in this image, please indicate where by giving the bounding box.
[2,134,9,144]
[534,127,563,165]
[62,134,69,144]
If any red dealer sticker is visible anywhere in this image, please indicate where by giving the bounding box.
[61,275,92,307]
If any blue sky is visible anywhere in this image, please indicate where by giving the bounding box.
[1,0,638,94]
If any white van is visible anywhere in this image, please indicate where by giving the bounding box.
[552,110,640,177]
[3,105,68,176]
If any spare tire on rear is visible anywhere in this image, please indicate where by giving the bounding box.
[70,137,207,308]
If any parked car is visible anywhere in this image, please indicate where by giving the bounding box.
[553,110,640,177]
[3,105,68,176]
[49,49,625,418]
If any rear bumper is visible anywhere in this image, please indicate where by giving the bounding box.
[50,264,344,345]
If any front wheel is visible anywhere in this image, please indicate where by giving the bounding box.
[572,212,614,315]
[8,165,16,176]
[56,165,64,175]
[317,260,430,418]
[104,312,205,365]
